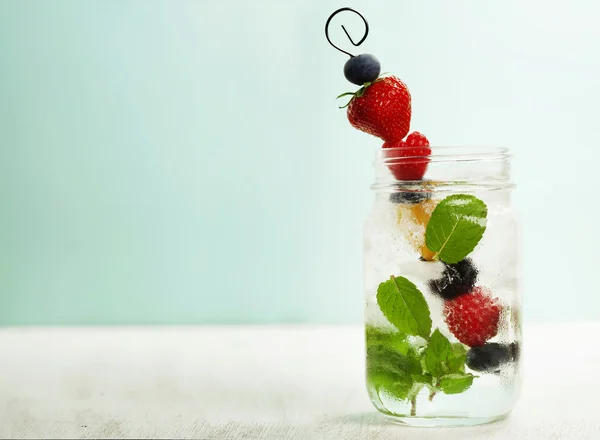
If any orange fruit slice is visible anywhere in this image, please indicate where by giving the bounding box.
[396,198,437,260]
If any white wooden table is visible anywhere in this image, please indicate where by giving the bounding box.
[0,324,598,439]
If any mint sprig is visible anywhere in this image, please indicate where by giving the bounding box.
[366,326,475,415]
[421,330,468,377]
[425,194,488,264]
[370,277,477,415]
[420,329,474,399]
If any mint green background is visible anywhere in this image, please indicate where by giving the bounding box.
[0,1,598,324]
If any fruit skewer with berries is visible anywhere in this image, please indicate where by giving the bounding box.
[326,8,431,182]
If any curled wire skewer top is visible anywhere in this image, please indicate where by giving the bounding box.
[325,7,370,58]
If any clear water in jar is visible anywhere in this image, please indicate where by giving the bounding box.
[363,188,521,427]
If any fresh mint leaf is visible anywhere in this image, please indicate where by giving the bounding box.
[366,328,425,401]
[422,329,452,377]
[368,368,414,400]
[365,327,410,354]
[367,345,421,376]
[367,332,423,375]
[428,329,451,358]
[376,276,432,339]
[411,373,433,385]
[425,194,488,264]
[365,327,427,360]
[439,373,474,394]
[447,343,468,372]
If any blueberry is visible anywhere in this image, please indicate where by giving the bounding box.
[509,342,520,362]
[466,343,514,373]
[344,54,381,85]
[427,258,478,300]
[389,191,431,205]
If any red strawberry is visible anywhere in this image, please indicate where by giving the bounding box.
[346,76,411,142]
[444,287,502,347]
[382,131,431,181]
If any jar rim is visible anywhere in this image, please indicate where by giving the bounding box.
[376,146,511,162]
[372,146,514,192]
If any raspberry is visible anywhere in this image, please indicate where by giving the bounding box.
[443,287,501,347]
[405,131,430,147]
[383,132,431,181]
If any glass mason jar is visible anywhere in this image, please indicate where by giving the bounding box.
[364,147,521,427]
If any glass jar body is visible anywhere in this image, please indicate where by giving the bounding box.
[364,150,521,427]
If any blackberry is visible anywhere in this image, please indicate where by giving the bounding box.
[389,190,431,205]
[428,258,478,300]
[466,343,514,373]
